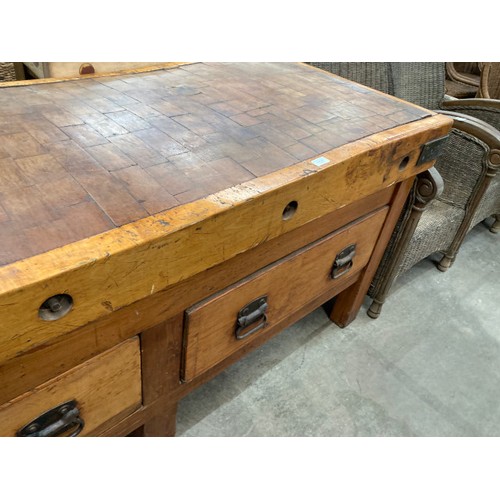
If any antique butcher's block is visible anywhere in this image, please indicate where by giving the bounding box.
[0,62,451,436]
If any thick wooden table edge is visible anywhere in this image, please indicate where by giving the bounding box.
[0,113,452,362]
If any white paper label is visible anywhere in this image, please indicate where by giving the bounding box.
[311,156,329,167]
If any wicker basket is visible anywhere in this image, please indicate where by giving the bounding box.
[0,62,17,82]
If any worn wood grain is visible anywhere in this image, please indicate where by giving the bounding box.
[0,187,394,405]
[0,113,452,365]
[176,272,362,401]
[138,316,182,436]
[183,208,388,381]
[0,62,438,266]
[0,337,141,436]
[101,272,364,436]
[331,178,415,327]
[0,63,455,437]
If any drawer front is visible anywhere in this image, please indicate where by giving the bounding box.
[182,207,388,381]
[0,337,142,437]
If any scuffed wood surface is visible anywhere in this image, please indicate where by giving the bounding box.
[0,114,452,364]
[0,337,141,436]
[183,208,388,381]
[0,62,431,266]
[0,188,394,404]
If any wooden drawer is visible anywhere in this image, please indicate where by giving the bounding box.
[0,337,142,437]
[182,207,388,381]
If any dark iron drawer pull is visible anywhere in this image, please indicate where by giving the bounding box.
[235,296,268,340]
[17,400,84,437]
[331,244,356,279]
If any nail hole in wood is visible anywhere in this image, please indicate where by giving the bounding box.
[282,201,298,220]
[399,156,410,170]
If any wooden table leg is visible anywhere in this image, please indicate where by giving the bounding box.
[330,178,414,328]
[137,314,184,437]
[140,403,178,437]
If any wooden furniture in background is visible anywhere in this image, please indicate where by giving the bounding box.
[20,62,171,79]
[479,62,500,99]
[445,62,481,98]
[0,63,451,436]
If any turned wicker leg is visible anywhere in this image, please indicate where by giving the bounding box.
[368,168,443,319]
[439,157,499,271]
[331,179,415,327]
[437,253,455,271]
[367,297,385,319]
[441,210,500,269]
[490,214,500,234]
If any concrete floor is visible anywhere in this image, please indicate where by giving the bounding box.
[176,220,500,437]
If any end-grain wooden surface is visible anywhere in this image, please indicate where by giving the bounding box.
[0,62,430,266]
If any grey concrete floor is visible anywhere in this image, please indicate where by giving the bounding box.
[176,220,500,437]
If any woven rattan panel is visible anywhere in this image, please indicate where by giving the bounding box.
[390,62,445,111]
[0,62,430,266]
[434,129,485,209]
[485,63,500,99]
[0,63,16,82]
[396,199,464,277]
[308,62,393,94]
[470,175,500,229]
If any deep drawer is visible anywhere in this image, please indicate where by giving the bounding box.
[0,337,142,437]
[182,207,388,381]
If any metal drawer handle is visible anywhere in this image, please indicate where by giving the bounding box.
[17,400,84,437]
[331,244,356,279]
[235,296,268,340]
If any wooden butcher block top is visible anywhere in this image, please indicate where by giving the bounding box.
[0,62,432,265]
[0,62,452,362]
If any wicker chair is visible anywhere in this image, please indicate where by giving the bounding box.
[478,62,500,100]
[308,62,500,318]
[438,63,500,235]
[0,62,16,82]
[445,62,481,98]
